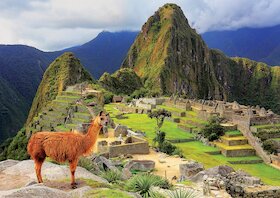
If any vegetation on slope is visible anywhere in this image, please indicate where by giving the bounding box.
[99,68,142,95]
[0,76,29,142]
[26,52,93,125]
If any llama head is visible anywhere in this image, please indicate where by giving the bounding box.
[94,111,110,127]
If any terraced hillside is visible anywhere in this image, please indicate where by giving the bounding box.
[27,90,94,135]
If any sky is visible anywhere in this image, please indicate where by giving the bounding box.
[1,0,280,51]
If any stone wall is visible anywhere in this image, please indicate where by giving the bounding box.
[108,136,149,158]
[238,125,271,163]
[242,186,280,198]
[271,154,280,167]
[220,148,255,157]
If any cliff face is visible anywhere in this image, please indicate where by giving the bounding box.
[26,52,93,125]
[122,3,280,113]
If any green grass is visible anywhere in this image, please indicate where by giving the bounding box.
[157,105,184,113]
[225,130,242,136]
[105,103,280,186]
[178,116,207,124]
[253,124,280,129]
[175,141,280,185]
[221,136,246,141]
[85,188,133,198]
[55,125,70,131]
[214,142,253,150]
[105,104,194,142]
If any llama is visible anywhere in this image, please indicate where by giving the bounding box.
[27,111,109,188]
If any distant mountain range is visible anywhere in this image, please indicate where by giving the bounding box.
[202,25,280,66]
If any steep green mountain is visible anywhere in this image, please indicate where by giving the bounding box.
[122,4,226,99]
[0,77,29,142]
[122,3,280,113]
[99,68,142,95]
[26,52,93,126]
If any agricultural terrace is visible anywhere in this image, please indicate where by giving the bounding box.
[104,103,280,186]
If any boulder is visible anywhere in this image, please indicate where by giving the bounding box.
[191,165,234,182]
[0,184,70,198]
[2,160,107,184]
[93,156,119,172]
[68,186,93,198]
[121,168,132,180]
[114,124,128,137]
[124,160,155,172]
[179,161,204,179]
[0,159,19,172]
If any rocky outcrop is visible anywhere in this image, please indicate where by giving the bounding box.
[0,160,111,198]
[0,160,107,191]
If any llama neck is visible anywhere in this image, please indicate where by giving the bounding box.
[82,121,102,155]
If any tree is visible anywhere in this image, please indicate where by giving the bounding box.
[148,109,171,132]
[148,109,171,148]
[201,116,225,141]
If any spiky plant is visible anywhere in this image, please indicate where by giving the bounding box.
[167,189,199,198]
[101,169,122,183]
[125,173,171,197]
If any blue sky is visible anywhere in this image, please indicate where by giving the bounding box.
[1,0,280,51]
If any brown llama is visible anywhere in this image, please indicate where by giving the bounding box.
[27,111,109,188]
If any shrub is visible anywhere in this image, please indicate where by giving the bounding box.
[159,140,176,155]
[125,173,171,197]
[103,92,114,104]
[130,87,148,99]
[263,139,280,154]
[101,169,122,183]
[78,157,95,171]
[201,116,224,141]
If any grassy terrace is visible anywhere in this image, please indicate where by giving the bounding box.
[104,103,280,186]
[105,104,193,142]
[214,142,253,150]
[253,123,280,129]
[225,130,242,136]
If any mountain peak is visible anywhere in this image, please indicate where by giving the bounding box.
[26,52,93,125]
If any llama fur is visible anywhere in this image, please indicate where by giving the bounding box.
[27,111,109,188]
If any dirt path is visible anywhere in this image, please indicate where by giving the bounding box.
[132,149,187,183]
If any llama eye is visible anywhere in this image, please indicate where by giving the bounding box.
[100,118,104,120]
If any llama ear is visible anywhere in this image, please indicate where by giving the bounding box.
[99,111,104,116]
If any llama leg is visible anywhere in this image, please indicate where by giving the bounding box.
[37,159,45,183]
[69,159,78,189]
[35,160,44,183]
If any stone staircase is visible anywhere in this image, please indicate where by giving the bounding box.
[215,131,256,157]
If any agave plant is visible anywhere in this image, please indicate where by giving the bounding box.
[125,173,171,197]
[167,188,199,198]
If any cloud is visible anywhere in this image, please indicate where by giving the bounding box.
[0,0,280,51]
